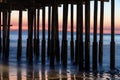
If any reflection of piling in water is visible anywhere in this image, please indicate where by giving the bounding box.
[47,6,51,58]
[41,7,46,65]
[92,0,98,70]
[2,62,9,80]
[61,4,68,67]
[70,4,74,62]
[27,63,34,80]
[85,0,90,71]
[26,8,34,64]
[110,0,115,70]
[17,10,22,61]
[99,0,104,66]
[17,62,22,80]
[34,63,39,80]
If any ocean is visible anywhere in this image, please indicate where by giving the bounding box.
[0,30,120,80]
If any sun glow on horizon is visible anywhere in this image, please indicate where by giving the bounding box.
[9,0,120,34]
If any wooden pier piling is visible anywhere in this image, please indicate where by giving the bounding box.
[92,0,98,70]
[2,10,8,60]
[47,6,51,58]
[55,6,60,63]
[77,0,84,71]
[76,0,84,67]
[6,10,11,59]
[0,11,1,53]
[26,8,34,64]
[41,7,46,65]
[85,0,90,71]
[17,10,22,61]
[99,0,104,66]
[33,9,37,54]
[70,4,74,62]
[110,0,115,70]
[36,9,40,60]
[61,4,68,67]
[50,4,58,67]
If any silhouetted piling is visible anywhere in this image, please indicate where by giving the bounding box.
[47,6,51,58]
[61,4,68,67]
[110,0,115,70]
[0,11,1,53]
[2,10,7,60]
[34,9,39,60]
[41,7,46,65]
[76,1,84,67]
[6,11,11,59]
[92,0,98,70]
[26,8,34,64]
[36,9,40,60]
[55,6,60,63]
[99,1,104,66]
[77,0,84,71]
[70,4,74,62]
[17,10,22,61]
[33,9,37,54]
[50,4,57,67]
[85,0,90,71]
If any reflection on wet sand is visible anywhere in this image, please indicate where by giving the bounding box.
[2,60,9,80]
[0,64,120,80]
[0,60,120,80]
[17,61,22,80]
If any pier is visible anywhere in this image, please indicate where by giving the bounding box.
[0,0,117,72]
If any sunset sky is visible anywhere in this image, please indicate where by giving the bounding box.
[10,0,120,34]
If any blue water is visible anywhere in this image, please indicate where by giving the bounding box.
[8,31,120,67]
[1,30,120,79]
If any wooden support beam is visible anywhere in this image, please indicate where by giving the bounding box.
[17,10,22,61]
[35,8,40,60]
[6,10,11,59]
[33,9,37,54]
[2,10,7,60]
[50,4,56,67]
[26,8,34,64]
[0,11,1,53]
[47,6,51,58]
[92,0,98,70]
[41,7,46,65]
[99,0,104,66]
[70,4,74,62]
[85,0,90,71]
[55,6,60,63]
[61,3,68,67]
[110,0,115,70]
[77,0,84,71]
